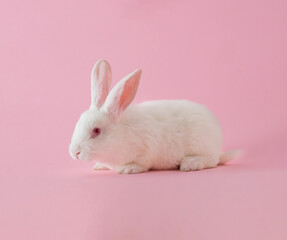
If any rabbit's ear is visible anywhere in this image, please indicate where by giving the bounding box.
[90,59,112,109]
[104,69,142,118]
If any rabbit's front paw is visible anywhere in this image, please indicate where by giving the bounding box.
[115,163,146,174]
[93,162,110,170]
[180,156,217,171]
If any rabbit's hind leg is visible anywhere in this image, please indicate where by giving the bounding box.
[180,155,218,171]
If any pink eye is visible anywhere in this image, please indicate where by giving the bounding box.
[92,127,101,137]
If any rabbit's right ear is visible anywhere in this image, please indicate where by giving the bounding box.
[90,59,112,109]
[103,69,141,119]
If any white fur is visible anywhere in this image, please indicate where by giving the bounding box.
[90,59,112,108]
[69,60,239,174]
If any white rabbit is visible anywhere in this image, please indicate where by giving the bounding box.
[69,59,240,174]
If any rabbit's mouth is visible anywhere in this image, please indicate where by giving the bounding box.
[70,153,79,160]
[75,152,80,159]
[69,143,96,161]
[69,145,81,160]
[76,152,95,161]
[74,151,83,160]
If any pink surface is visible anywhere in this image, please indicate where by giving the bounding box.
[0,0,286,239]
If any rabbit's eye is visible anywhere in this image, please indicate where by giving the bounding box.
[92,127,101,137]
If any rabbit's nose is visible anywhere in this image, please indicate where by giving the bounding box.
[76,152,81,159]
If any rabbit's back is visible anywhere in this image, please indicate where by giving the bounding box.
[121,100,223,170]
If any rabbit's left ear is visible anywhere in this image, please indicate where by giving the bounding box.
[90,59,112,109]
[104,69,142,118]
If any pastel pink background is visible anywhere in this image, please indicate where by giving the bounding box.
[1,0,286,239]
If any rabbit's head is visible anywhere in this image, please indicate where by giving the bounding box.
[69,60,141,161]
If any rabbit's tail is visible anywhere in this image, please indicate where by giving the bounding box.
[218,149,242,165]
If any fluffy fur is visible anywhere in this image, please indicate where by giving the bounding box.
[69,60,239,174]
